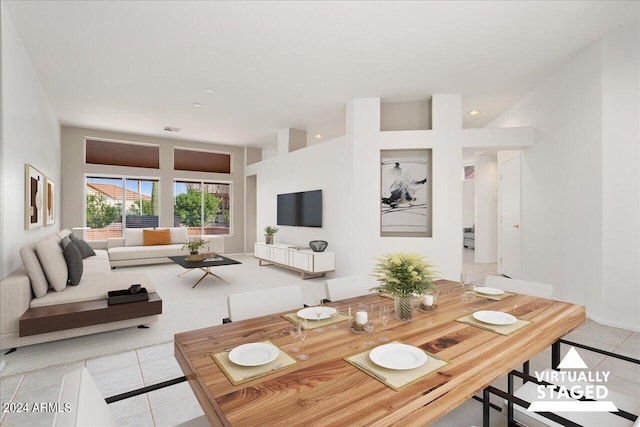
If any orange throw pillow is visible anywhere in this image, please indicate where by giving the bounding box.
[143,229,171,246]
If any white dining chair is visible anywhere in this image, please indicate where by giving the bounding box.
[226,285,304,322]
[323,275,378,302]
[482,275,554,299]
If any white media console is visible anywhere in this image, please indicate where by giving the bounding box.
[254,243,335,279]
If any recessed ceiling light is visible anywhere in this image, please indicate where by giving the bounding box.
[193,102,202,108]
[314,134,324,139]
[204,89,215,94]
[164,126,181,132]
[468,110,480,116]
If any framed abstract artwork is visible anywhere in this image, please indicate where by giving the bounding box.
[380,149,432,237]
[45,177,55,225]
[25,164,44,230]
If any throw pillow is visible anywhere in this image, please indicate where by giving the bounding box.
[124,228,144,246]
[35,238,68,292]
[68,233,96,258]
[20,245,49,297]
[143,229,171,246]
[61,236,83,286]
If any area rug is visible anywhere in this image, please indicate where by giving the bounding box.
[1,255,328,377]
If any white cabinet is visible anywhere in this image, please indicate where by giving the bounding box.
[254,243,335,279]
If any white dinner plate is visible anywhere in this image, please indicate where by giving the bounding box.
[297,306,337,320]
[474,287,505,296]
[472,310,517,326]
[369,343,428,370]
[228,342,279,366]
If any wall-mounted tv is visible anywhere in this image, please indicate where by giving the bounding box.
[277,190,322,227]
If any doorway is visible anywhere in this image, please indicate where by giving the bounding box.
[498,153,522,279]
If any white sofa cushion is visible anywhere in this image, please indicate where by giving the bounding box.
[108,244,188,261]
[170,227,188,244]
[30,272,155,308]
[35,238,68,292]
[19,244,49,298]
[124,228,145,247]
[82,250,111,275]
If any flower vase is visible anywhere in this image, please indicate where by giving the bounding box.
[394,295,414,321]
[265,235,273,244]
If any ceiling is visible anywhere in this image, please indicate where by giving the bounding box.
[4,1,638,149]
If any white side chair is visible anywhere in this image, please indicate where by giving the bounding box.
[483,275,554,299]
[54,367,208,427]
[53,367,119,427]
[323,275,378,302]
[226,285,304,322]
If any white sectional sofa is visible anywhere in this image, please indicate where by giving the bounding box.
[97,227,224,268]
[0,229,161,350]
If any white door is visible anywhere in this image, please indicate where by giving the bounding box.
[499,155,521,278]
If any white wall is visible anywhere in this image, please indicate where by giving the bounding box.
[249,95,533,282]
[488,24,639,331]
[246,136,355,274]
[474,152,497,263]
[1,5,60,278]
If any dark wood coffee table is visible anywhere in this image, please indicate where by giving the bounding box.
[169,255,241,288]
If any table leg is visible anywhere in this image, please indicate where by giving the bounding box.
[191,267,230,288]
[177,269,193,277]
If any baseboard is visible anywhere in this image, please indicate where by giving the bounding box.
[586,312,640,332]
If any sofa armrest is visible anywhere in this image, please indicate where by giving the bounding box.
[0,268,32,340]
[106,238,125,250]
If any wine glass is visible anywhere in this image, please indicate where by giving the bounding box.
[461,280,477,312]
[289,324,300,352]
[296,321,309,360]
[379,306,390,342]
[363,321,375,345]
[314,304,325,333]
[328,304,340,329]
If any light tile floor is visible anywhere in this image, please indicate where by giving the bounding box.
[1,250,637,426]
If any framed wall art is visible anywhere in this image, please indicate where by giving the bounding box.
[380,149,432,237]
[25,164,44,230]
[45,177,56,225]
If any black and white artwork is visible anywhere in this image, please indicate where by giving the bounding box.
[380,149,432,237]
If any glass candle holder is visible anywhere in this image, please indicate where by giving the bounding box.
[419,289,439,314]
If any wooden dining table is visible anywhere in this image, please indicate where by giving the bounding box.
[174,280,585,426]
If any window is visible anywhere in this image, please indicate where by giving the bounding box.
[174,148,231,174]
[86,139,160,169]
[174,181,231,236]
[85,176,160,240]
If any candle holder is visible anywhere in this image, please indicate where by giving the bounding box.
[350,303,372,334]
[418,289,439,314]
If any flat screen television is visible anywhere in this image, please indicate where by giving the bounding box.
[277,190,322,227]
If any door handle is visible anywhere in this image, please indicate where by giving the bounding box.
[512,224,520,229]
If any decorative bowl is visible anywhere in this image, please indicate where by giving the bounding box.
[309,240,328,252]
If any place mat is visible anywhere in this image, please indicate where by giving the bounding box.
[475,291,516,301]
[282,312,352,330]
[456,313,531,336]
[345,342,448,391]
[211,341,297,385]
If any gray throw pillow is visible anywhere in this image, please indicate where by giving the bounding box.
[61,237,83,286]
[20,245,49,297]
[69,233,96,258]
[35,238,68,292]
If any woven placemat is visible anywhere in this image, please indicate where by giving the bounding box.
[456,313,531,336]
[212,341,297,385]
[345,342,448,391]
[282,312,352,330]
[475,291,516,301]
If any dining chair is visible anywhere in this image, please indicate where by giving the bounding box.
[225,284,304,322]
[53,367,208,427]
[482,275,554,299]
[323,275,378,302]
